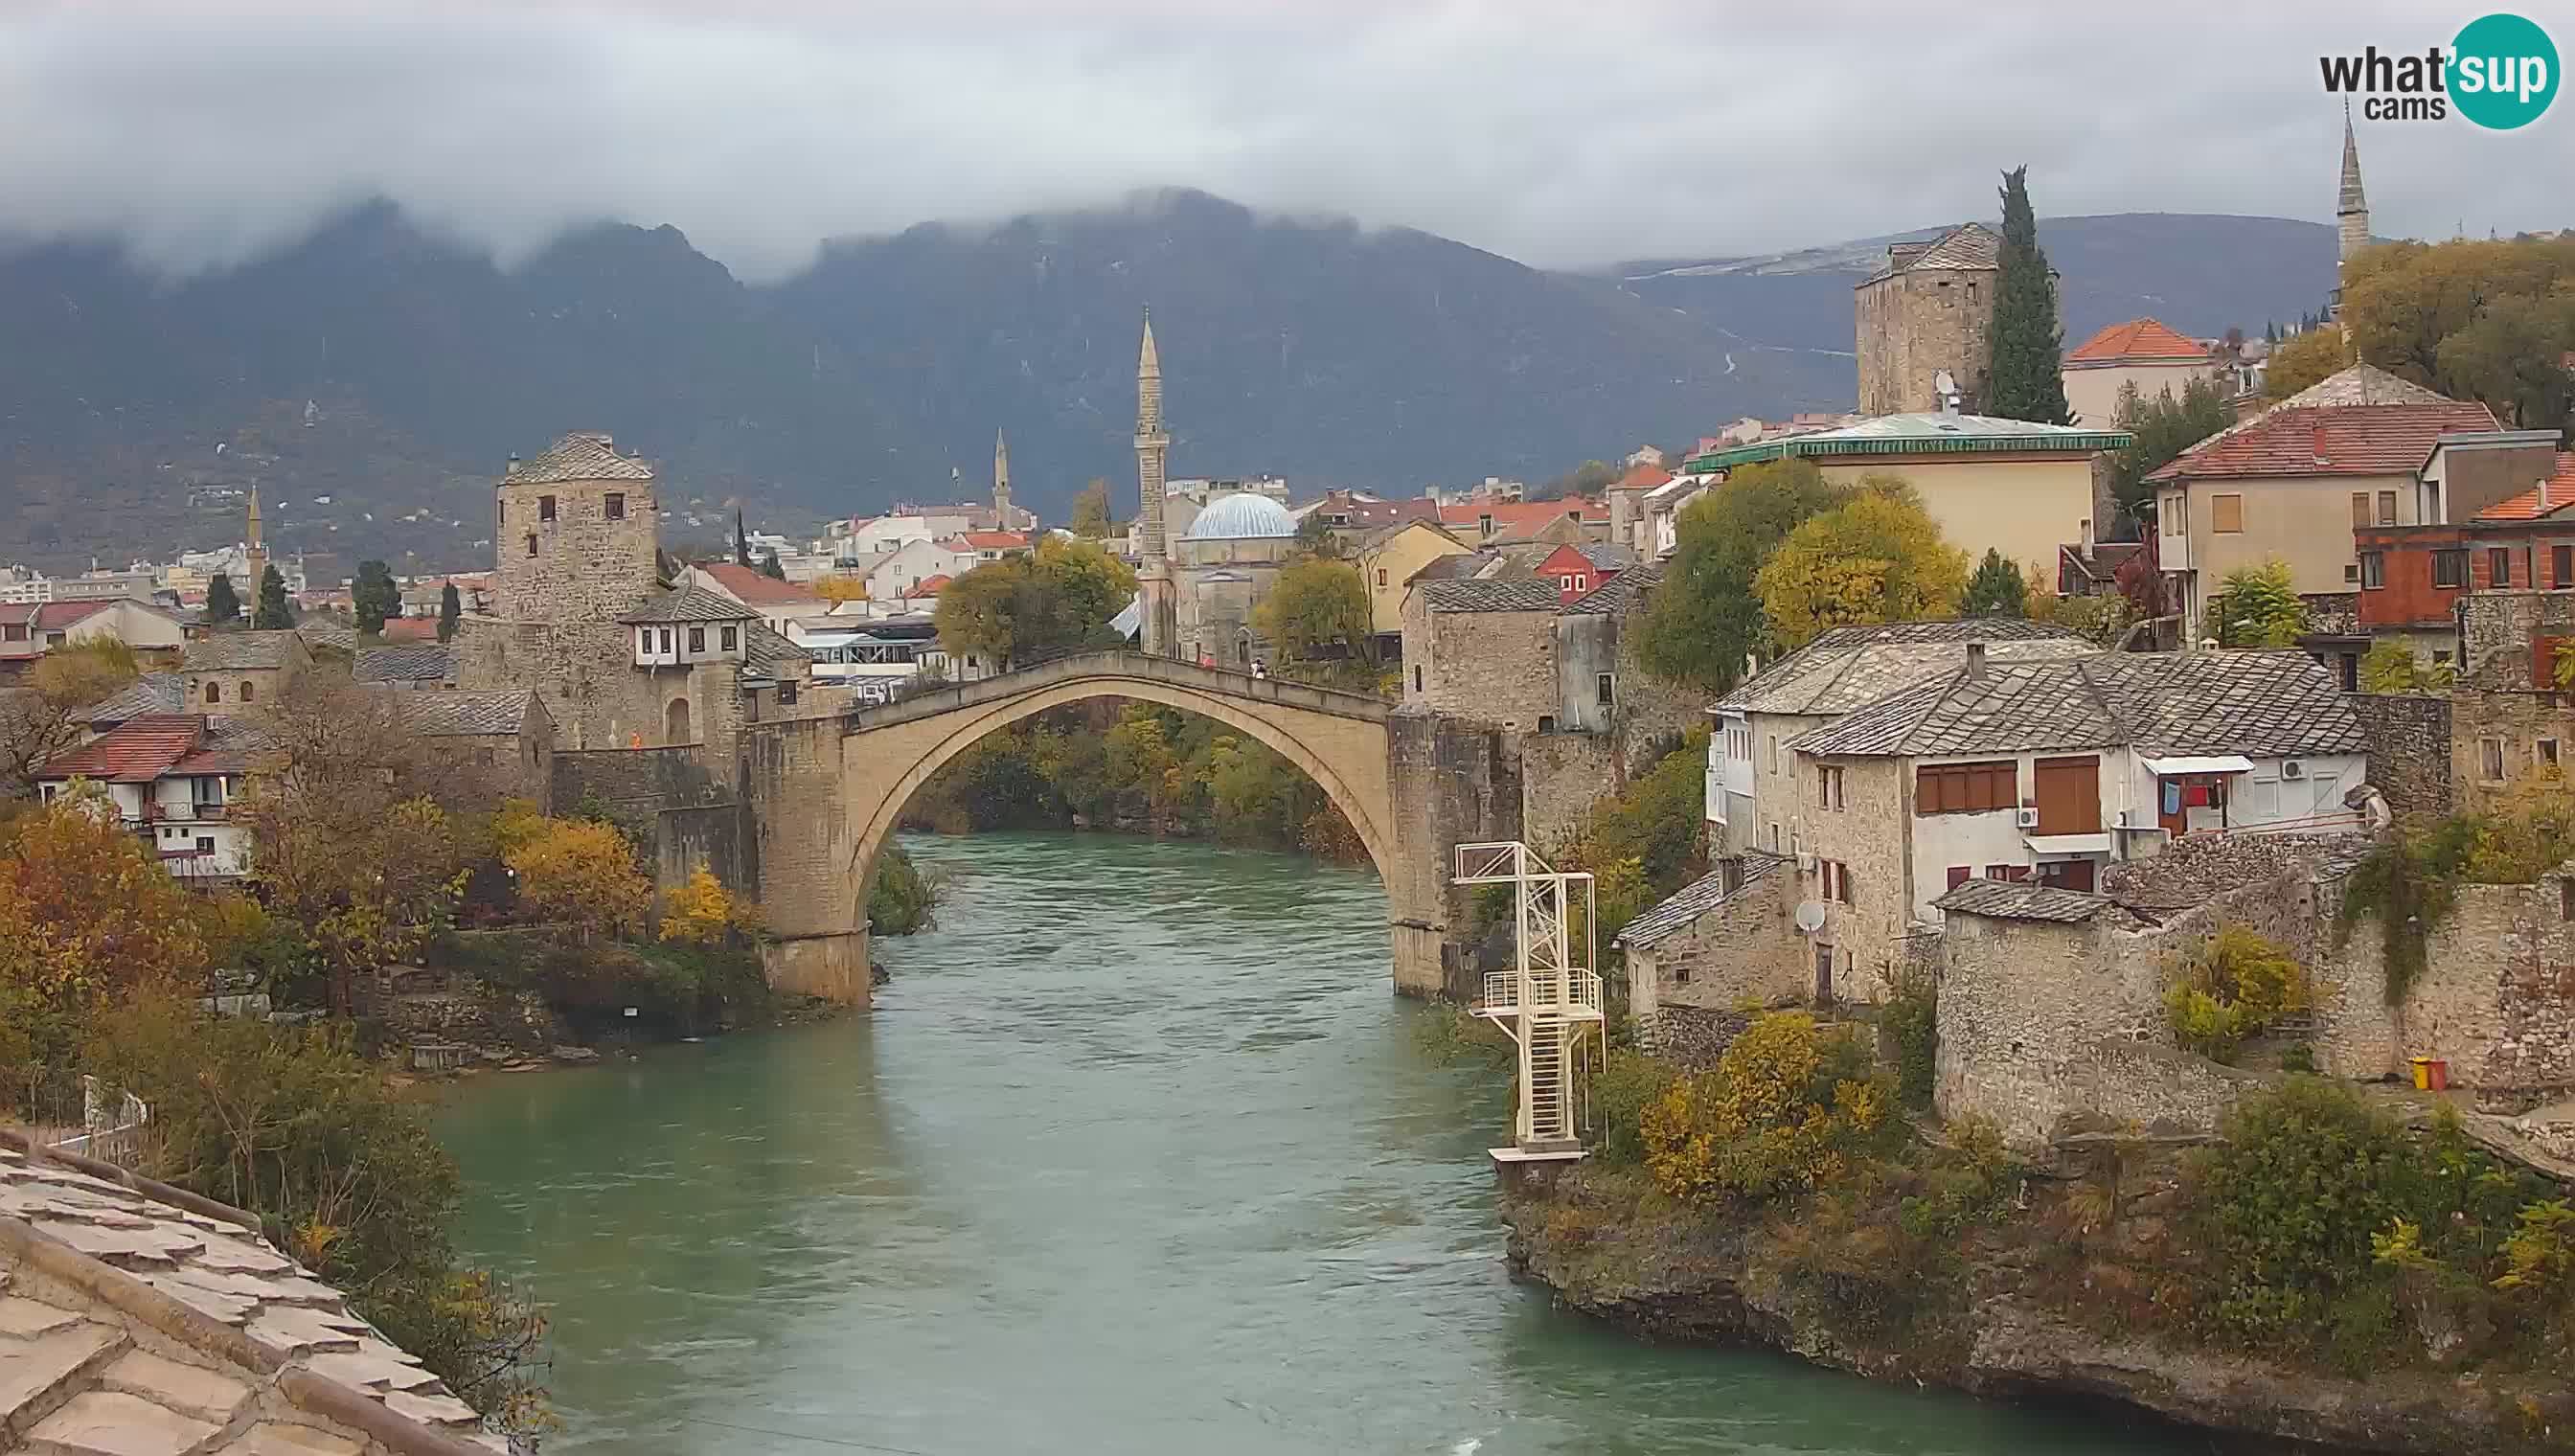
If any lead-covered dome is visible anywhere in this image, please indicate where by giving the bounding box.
[1182,492,1296,540]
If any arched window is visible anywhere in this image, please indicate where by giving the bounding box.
[239,680,254,701]
[666,697,693,745]
[204,681,220,704]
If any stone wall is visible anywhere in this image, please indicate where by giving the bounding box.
[2460,590,2575,687]
[493,467,658,625]
[2449,688,2575,812]
[1856,266,1996,416]
[1645,1004,1756,1071]
[1628,863,1804,1035]
[2346,693,2452,816]
[1387,710,1522,999]
[2316,875,2575,1110]
[1401,593,1558,730]
[1934,908,2168,1148]
[551,744,751,896]
[1520,731,1619,852]
[1796,754,1914,1003]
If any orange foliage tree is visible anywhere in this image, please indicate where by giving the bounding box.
[0,787,212,1068]
[507,819,652,940]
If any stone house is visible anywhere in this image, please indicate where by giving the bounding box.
[1681,413,2129,582]
[1933,833,2575,1149]
[1854,222,2004,416]
[353,643,455,690]
[2059,317,2218,430]
[383,687,556,810]
[1399,578,1563,728]
[1435,497,1607,548]
[1639,475,1706,560]
[178,630,311,716]
[1709,619,2096,856]
[1779,648,2371,1004]
[1350,518,1470,643]
[2147,364,2495,644]
[1618,853,1803,1050]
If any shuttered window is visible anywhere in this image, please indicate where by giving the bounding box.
[2351,492,2372,529]
[1916,760,2017,815]
[2211,493,2244,534]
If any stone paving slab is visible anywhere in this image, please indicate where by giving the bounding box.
[0,1321,125,1424]
[216,1422,366,1456]
[0,1292,84,1338]
[96,1348,249,1424]
[24,1388,219,1456]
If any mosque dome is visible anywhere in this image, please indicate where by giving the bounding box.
[1182,492,1297,541]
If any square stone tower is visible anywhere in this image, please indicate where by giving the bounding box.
[1854,222,2003,416]
[493,432,660,625]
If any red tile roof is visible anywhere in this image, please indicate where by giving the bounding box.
[36,714,204,784]
[910,574,952,597]
[697,561,824,605]
[33,601,112,631]
[2146,401,2497,483]
[377,616,441,641]
[2065,318,2209,365]
[1612,463,1673,491]
[956,531,1028,551]
[1436,498,1602,538]
[2472,454,2575,522]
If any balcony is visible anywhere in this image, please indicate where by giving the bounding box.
[1475,969,1606,1021]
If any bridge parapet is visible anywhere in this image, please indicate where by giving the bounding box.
[841,650,1391,736]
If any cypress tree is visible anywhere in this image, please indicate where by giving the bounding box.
[205,572,240,626]
[760,550,786,581]
[437,580,462,643]
[1984,166,2072,424]
[253,564,293,629]
[735,510,752,568]
[1961,548,2030,617]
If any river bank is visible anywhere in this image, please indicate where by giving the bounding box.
[1502,1131,2575,1456]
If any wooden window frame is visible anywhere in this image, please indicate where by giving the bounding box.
[2555,544,2574,589]
[538,493,557,523]
[606,492,626,520]
[2377,489,2398,527]
[2432,550,2468,589]
[2359,551,2385,589]
[1915,759,2017,815]
[2351,492,2372,529]
[2491,546,2513,588]
[2210,493,2245,534]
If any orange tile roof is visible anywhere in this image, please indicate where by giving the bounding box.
[2066,318,2209,365]
[2147,401,2497,483]
[698,560,823,605]
[956,531,1028,550]
[1436,497,1601,537]
[911,574,952,596]
[1612,463,1673,491]
[2472,454,2575,521]
[378,616,442,641]
[36,714,204,784]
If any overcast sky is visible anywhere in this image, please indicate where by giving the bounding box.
[1,1,2565,281]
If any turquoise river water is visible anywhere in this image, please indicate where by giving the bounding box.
[438,832,2227,1455]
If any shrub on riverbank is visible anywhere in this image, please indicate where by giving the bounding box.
[83,992,553,1434]
[1639,1012,1895,1203]
[436,929,772,1037]
[868,841,946,935]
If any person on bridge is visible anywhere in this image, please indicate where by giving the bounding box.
[1251,660,1267,679]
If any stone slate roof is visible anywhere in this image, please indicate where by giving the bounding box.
[0,1133,501,1451]
[75,672,186,726]
[1860,221,2001,284]
[1616,853,1786,949]
[1562,561,1664,616]
[182,631,301,672]
[618,585,760,626]
[382,689,533,738]
[353,644,454,685]
[507,431,654,485]
[1790,649,2369,760]
[294,621,358,655]
[1419,578,1564,614]
[1717,619,2093,717]
[742,621,810,677]
[1932,876,2112,922]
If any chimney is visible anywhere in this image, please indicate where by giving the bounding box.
[2541,475,2553,512]
[2312,424,2331,466]
[1966,641,1988,678]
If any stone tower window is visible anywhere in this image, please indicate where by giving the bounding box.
[525,535,537,557]
[538,494,557,522]
[606,492,626,520]
[239,680,254,702]
[204,681,220,704]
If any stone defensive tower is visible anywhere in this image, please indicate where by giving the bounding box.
[1134,308,1176,655]
[493,431,659,624]
[1853,222,2002,416]
[2333,107,2370,322]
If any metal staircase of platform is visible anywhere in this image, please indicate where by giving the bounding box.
[1457,842,1604,1160]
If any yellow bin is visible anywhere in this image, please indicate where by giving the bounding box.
[2408,1057,2450,1091]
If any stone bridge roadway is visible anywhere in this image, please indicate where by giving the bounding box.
[737,651,1510,1006]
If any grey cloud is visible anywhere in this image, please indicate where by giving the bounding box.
[0,0,2563,282]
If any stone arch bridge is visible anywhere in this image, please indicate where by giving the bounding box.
[736,651,1512,1004]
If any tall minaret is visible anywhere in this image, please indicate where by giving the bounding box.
[2333,104,2370,322]
[991,428,1014,529]
[1133,308,1175,656]
[243,481,268,597]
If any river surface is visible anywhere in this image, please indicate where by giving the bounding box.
[440,832,2217,1455]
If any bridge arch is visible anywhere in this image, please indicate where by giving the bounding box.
[743,652,1455,1006]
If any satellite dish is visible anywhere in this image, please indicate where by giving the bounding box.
[1934,369,1957,397]
[1793,901,1827,934]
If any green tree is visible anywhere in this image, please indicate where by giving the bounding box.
[205,571,240,626]
[2107,375,2235,527]
[1293,510,1343,558]
[2340,235,2575,389]
[1960,547,2028,617]
[252,563,293,628]
[1754,479,1970,650]
[760,549,786,580]
[1069,478,1114,537]
[2263,327,2346,400]
[2213,557,2309,648]
[2359,640,2452,694]
[1253,556,1372,673]
[436,580,461,643]
[1636,459,1849,692]
[353,558,399,635]
[933,535,1137,671]
[1985,166,2071,423]
[2436,299,2575,430]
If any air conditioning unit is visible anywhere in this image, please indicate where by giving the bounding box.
[1795,851,1816,874]
[2281,760,2306,780]
[2015,808,2041,829]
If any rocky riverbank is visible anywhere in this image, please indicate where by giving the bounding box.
[1500,1148,2575,1456]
